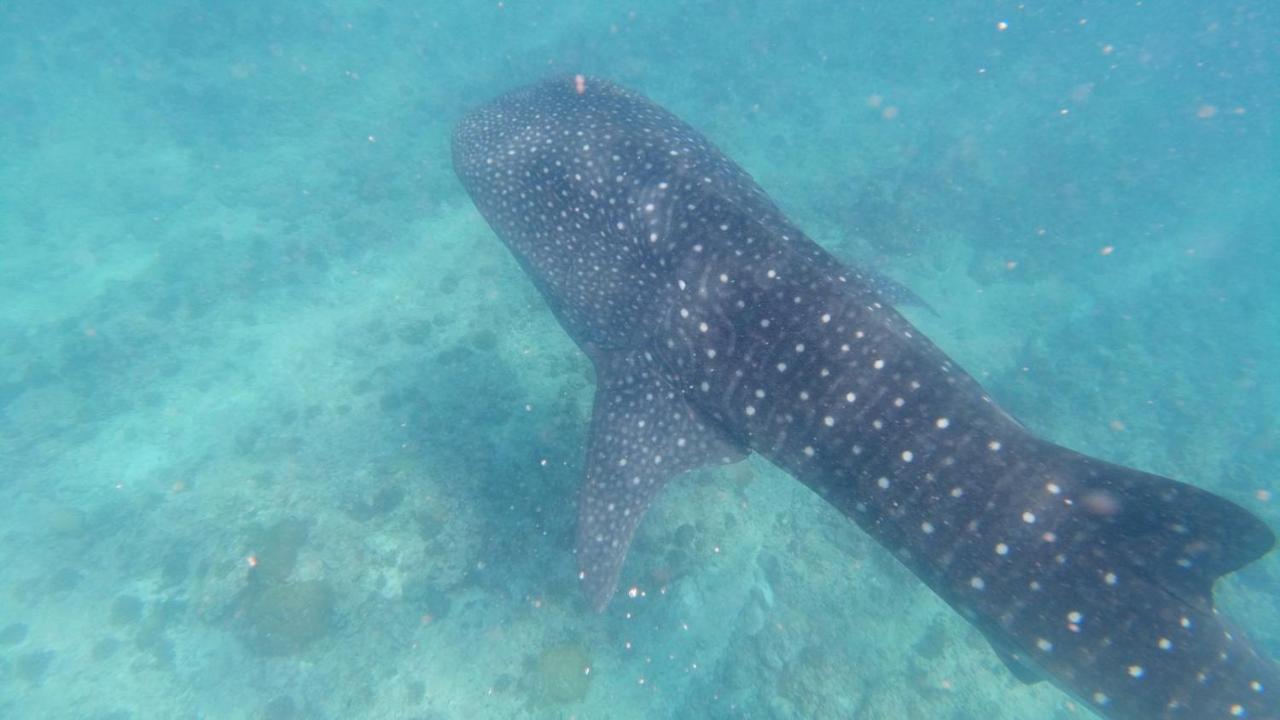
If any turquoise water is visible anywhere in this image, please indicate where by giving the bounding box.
[1,2,1276,718]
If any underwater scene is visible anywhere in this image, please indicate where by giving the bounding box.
[1,2,1277,719]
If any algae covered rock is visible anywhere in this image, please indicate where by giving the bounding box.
[47,505,88,536]
[0,623,28,646]
[239,580,335,656]
[110,594,143,626]
[530,641,592,705]
[16,649,55,685]
[244,518,310,585]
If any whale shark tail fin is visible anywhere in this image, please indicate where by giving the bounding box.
[1047,446,1274,609]
[978,442,1280,717]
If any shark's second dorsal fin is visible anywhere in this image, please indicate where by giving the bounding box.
[980,627,1046,685]
[575,347,747,611]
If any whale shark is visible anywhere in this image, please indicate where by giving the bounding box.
[451,75,1278,719]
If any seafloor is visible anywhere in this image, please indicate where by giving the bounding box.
[1,3,1276,719]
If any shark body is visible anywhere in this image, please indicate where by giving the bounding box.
[451,76,1278,720]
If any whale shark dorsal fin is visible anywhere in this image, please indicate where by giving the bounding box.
[575,348,747,611]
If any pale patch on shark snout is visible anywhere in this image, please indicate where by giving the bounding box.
[452,75,1279,720]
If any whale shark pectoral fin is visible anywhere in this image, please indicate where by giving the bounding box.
[575,348,747,612]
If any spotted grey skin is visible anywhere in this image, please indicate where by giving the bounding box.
[451,76,1277,720]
